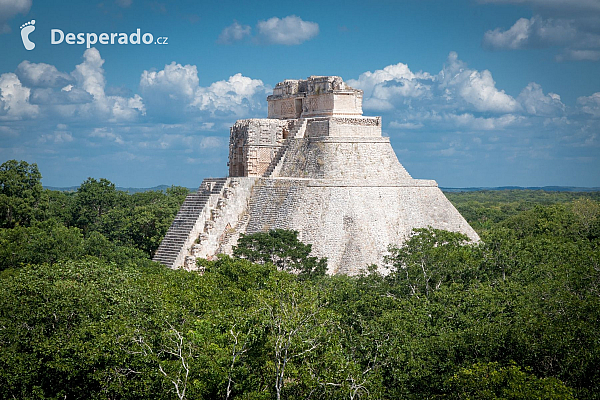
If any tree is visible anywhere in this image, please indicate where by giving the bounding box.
[569,198,600,241]
[233,229,327,279]
[258,275,332,400]
[386,227,476,297]
[95,186,189,257]
[71,177,120,235]
[444,362,574,400]
[0,221,84,270]
[0,159,43,227]
[0,259,211,400]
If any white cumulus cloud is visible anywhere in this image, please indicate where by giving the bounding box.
[192,73,268,116]
[256,15,319,45]
[348,63,429,97]
[348,63,432,110]
[556,49,600,61]
[217,21,251,44]
[39,130,73,144]
[0,72,39,120]
[140,62,199,102]
[483,16,576,50]
[72,48,108,101]
[352,52,587,142]
[16,61,73,88]
[517,82,565,116]
[69,48,145,121]
[90,127,125,145]
[140,62,268,119]
[480,1,600,61]
[577,92,600,117]
[443,113,523,131]
[9,49,145,122]
[353,53,519,114]
[30,87,93,105]
[439,52,520,113]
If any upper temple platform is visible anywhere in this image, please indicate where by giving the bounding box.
[229,76,381,177]
[267,76,363,119]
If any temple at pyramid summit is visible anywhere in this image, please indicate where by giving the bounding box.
[153,76,479,275]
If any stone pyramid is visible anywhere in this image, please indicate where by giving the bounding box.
[153,76,479,275]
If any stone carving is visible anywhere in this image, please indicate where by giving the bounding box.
[331,117,381,126]
[281,100,294,115]
[332,76,343,90]
[267,76,363,119]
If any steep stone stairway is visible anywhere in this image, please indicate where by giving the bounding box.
[264,118,309,178]
[264,144,288,177]
[153,178,227,268]
[289,117,308,138]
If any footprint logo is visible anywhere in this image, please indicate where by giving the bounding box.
[20,20,36,51]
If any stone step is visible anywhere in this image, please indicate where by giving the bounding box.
[153,177,229,268]
[264,143,289,177]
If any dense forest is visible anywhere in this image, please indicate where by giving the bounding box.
[1,159,599,399]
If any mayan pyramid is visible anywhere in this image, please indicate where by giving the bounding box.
[153,76,479,275]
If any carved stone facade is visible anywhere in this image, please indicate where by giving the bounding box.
[228,119,291,177]
[154,76,479,275]
[267,76,363,119]
[230,77,373,177]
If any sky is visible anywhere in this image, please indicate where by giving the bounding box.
[0,0,599,188]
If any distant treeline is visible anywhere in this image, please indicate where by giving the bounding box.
[44,184,197,194]
[446,189,600,232]
[442,186,600,192]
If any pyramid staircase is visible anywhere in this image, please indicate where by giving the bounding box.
[263,118,309,178]
[153,178,227,268]
[263,144,288,177]
[289,117,308,138]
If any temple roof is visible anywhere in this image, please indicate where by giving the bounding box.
[267,76,360,100]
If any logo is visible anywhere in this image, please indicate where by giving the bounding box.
[17,21,168,50]
[51,28,168,48]
[20,20,36,50]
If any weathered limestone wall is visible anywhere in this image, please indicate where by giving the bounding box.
[305,117,381,138]
[267,97,301,119]
[276,137,412,181]
[229,119,291,177]
[301,92,363,117]
[244,179,479,275]
[267,76,363,119]
[190,177,257,261]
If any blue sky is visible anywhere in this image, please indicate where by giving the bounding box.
[0,0,599,188]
